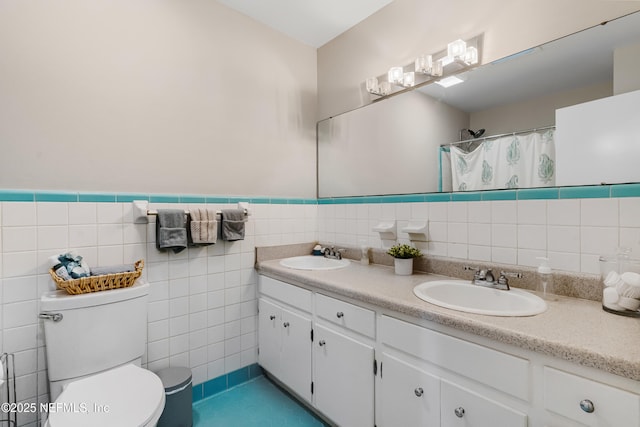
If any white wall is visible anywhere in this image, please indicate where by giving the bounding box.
[469,81,612,134]
[318,91,468,197]
[614,42,640,94]
[0,0,317,197]
[317,0,640,119]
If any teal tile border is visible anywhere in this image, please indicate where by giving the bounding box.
[180,195,206,204]
[451,192,482,201]
[0,190,35,202]
[559,185,610,199]
[78,193,117,203]
[517,187,559,200]
[610,183,640,198]
[1,184,638,205]
[425,193,451,202]
[149,194,180,203]
[481,190,517,201]
[116,193,149,203]
[35,191,78,202]
[192,363,263,403]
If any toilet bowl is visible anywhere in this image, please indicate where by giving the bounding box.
[44,363,165,427]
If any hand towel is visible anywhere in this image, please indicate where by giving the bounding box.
[221,209,246,241]
[90,264,136,276]
[189,208,218,246]
[156,209,188,253]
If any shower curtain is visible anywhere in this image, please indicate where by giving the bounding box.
[449,129,555,191]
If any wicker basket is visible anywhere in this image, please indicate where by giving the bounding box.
[49,260,144,295]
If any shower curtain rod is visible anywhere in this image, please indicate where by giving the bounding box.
[442,125,556,147]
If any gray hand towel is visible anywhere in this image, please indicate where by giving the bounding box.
[156,209,188,253]
[90,264,136,276]
[221,209,245,241]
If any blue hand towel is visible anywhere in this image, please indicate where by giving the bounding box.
[156,209,188,253]
[220,209,245,241]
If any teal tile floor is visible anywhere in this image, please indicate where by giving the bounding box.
[192,376,329,427]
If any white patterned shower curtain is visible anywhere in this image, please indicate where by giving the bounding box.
[449,129,555,191]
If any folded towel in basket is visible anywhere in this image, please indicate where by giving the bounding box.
[220,209,245,241]
[90,264,136,276]
[189,208,218,246]
[156,209,188,253]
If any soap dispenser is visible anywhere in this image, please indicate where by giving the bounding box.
[536,257,556,301]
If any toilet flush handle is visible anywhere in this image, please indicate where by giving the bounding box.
[39,312,63,322]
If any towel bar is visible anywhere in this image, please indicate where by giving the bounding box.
[132,200,250,224]
[145,209,248,218]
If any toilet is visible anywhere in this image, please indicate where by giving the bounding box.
[40,281,165,427]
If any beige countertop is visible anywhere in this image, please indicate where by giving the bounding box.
[257,257,640,382]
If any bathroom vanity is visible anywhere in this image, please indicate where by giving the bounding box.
[256,255,640,427]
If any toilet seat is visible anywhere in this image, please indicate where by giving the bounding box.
[46,364,165,427]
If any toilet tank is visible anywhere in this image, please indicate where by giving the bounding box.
[40,281,150,382]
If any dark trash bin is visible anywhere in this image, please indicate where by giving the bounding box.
[157,367,193,427]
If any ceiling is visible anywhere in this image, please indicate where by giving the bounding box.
[217,0,394,48]
[419,11,640,112]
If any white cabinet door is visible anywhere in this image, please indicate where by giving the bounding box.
[441,380,527,427]
[377,352,441,427]
[314,324,374,427]
[258,298,281,378]
[280,307,312,403]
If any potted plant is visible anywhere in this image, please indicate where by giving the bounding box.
[387,244,423,275]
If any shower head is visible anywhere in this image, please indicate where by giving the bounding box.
[468,128,485,138]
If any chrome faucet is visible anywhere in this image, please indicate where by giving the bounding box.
[464,265,521,291]
[323,246,345,260]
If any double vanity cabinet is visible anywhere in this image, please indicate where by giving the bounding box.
[257,271,640,427]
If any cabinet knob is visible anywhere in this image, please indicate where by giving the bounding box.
[269,315,276,320]
[318,340,326,346]
[336,312,344,318]
[454,407,465,418]
[283,322,290,328]
[414,387,423,397]
[580,399,595,413]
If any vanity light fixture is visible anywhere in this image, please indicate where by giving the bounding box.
[364,35,481,97]
[388,67,404,85]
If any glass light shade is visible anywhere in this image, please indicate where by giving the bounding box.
[388,67,404,84]
[431,60,443,77]
[366,77,379,93]
[403,72,415,87]
[414,54,433,74]
[464,46,479,65]
[379,81,391,95]
[448,39,467,59]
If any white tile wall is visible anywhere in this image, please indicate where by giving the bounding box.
[0,200,316,426]
[318,197,640,275]
[2,195,640,426]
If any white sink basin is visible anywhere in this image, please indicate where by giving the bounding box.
[279,256,350,271]
[413,280,547,317]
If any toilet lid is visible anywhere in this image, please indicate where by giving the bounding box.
[47,364,165,427]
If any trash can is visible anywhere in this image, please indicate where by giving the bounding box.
[157,367,193,427]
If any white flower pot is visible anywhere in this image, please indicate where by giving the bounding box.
[394,258,413,276]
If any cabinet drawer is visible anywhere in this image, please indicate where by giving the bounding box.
[316,293,375,338]
[258,275,312,313]
[441,380,527,427]
[380,315,529,400]
[544,367,640,426]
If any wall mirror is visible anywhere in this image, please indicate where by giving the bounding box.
[317,11,640,198]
